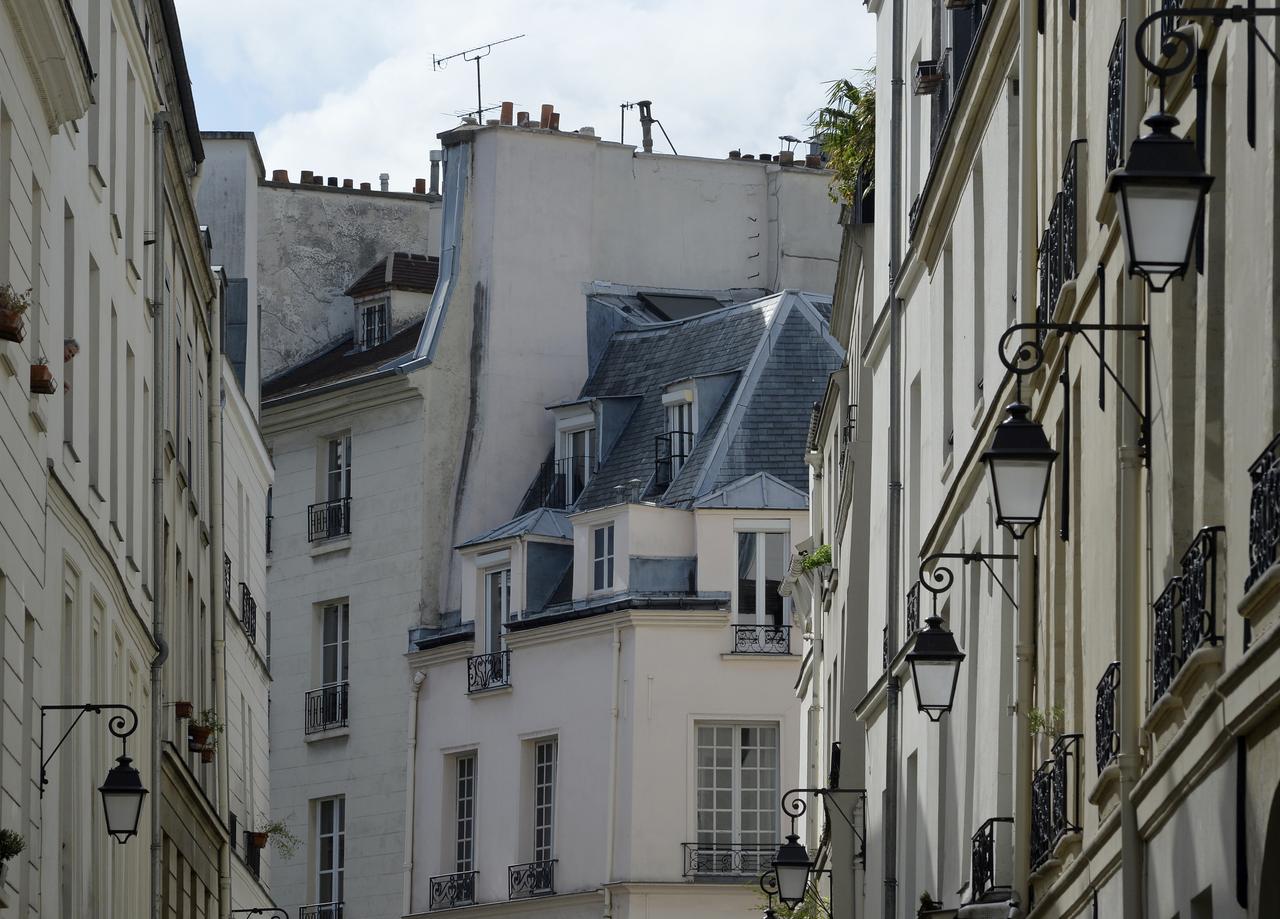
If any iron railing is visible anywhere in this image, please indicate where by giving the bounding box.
[298,905,342,919]
[912,54,948,95]
[308,496,351,542]
[243,830,260,879]
[1107,20,1126,174]
[882,625,889,671]
[654,431,695,489]
[428,871,477,910]
[906,581,921,636]
[467,650,511,693]
[1152,526,1224,703]
[971,817,1013,899]
[1161,0,1182,40]
[732,624,791,654]
[508,860,556,899]
[266,514,273,554]
[1037,142,1082,332]
[223,553,232,605]
[1030,734,1083,870]
[520,455,594,511]
[239,583,258,644]
[304,682,349,734]
[1247,431,1280,591]
[682,842,777,877]
[1096,662,1120,774]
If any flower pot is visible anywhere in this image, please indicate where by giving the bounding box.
[200,748,215,764]
[247,831,269,850]
[29,364,55,395]
[189,724,213,751]
[175,701,193,720]
[0,859,9,908]
[0,309,24,343]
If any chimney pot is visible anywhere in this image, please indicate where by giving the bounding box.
[500,101,514,125]
[805,154,822,168]
[760,153,772,162]
[360,182,372,191]
[778,150,795,165]
[379,172,390,192]
[313,176,324,184]
[517,111,530,126]
[342,178,353,188]
[550,112,561,131]
[486,119,499,126]
[578,126,595,136]
[539,103,554,129]
[327,176,338,187]
[414,178,427,194]
[728,150,741,160]
[300,169,314,182]
[272,168,289,182]
[742,154,756,160]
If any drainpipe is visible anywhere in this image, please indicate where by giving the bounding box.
[1012,1,1039,913]
[209,276,231,919]
[403,671,426,915]
[882,0,905,916]
[1117,4,1147,917]
[602,624,622,918]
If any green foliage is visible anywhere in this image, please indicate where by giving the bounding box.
[1027,705,1066,738]
[755,882,830,919]
[0,828,25,862]
[194,708,224,748]
[258,814,301,859]
[0,285,32,315]
[802,544,833,571]
[810,71,876,205]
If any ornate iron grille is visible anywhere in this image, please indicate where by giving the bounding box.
[1152,578,1179,701]
[1161,0,1182,40]
[1036,143,1083,334]
[1151,526,1224,705]
[654,432,695,490]
[681,842,776,877]
[508,860,556,899]
[908,194,923,240]
[239,583,258,644]
[971,817,1012,898]
[266,514,273,554]
[223,553,232,605]
[519,455,596,511]
[428,871,477,910]
[298,905,342,919]
[1095,663,1120,774]
[882,625,889,671]
[1247,431,1280,590]
[1107,21,1126,174]
[1030,759,1054,870]
[307,496,351,542]
[1030,734,1082,870]
[467,650,511,693]
[732,624,791,654]
[304,682,349,734]
[906,581,921,636]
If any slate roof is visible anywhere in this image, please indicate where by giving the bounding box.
[345,252,440,299]
[457,508,573,549]
[262,319,422,400]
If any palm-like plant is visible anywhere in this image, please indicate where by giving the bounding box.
[811,71,876,206]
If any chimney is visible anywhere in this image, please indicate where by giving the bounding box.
[360,182,372,191]
[637,100,654,154]
[778,150,795,165]
[500,101,514,125]
[272,169,289,182]
[728,150,741,160]
[414,178,427,195]
[429,150,443,195]
[342,178,353,188]
[327,176,338,187]
[486,119,499,126]
[313,175,324,185]
[760,153,772,162]
[805,154,822,168]
[379,173,390,192]
[549,112,561,131]
[539,104,554,129]
[517,111,530,127]
[300,169,314,183]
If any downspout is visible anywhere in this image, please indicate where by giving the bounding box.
[883,0,904,917]
[149,110,170,919]
[1117,4,1147,917]
[1013,2,1039,912]
[602,624,622,919]
[210,278,230,919]
[403,671,426,915]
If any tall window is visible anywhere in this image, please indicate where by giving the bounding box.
[736,531,789,625]
[327,435,352,503]
[316,797,345,906]
[533,739,557,862]
[665,399,694,474]
[455,753,476,872]
[484,567,510,651]
[359,301,387,350]
[695,724,779,863]
[558,427,593,504]
[321,603,350,688]
[592,524,615,592]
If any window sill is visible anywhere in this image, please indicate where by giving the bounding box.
[304,725,350,744]
[720,652,801,662]
[310,536,352,558]
[468,684,513,699]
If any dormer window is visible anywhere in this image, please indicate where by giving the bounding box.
[556,425,594,505]
[357,300,388,350]
[658,387,696,485]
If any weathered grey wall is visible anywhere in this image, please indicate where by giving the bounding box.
[256,182,441,377]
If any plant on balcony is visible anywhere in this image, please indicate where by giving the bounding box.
[29,357,55,395]
[251,814,301,859]
[801,544,832,572]
[0,285,30,343]
[0,829,24,863]
[188,708,223,752]
[1027,705,1065,739]
[810,71,875,205]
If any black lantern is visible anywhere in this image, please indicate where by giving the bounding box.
[982,401,1057,539]
[905,616,965,721]
[98,753,147,843]
[771,833,813,908]
[1108,111,1213,293]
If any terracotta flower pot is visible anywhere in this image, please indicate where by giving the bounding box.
[175,701,193,720]
[200,748,215,763]
[247,831,269,849]
[189,724,213,751]
[0,309,24,343]
[29,364,55,395]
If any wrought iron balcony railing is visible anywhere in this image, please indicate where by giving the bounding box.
[508,859,556,899]
[732,624,791,654]
[1106,20,1126,174]
[239,583,258,644]
[1096,662,1120,774]
[971,817,1013,899]
[682,842,777,877]
[906,581,921,637]
[308,496,351,542]
[1247,431,1280,591]
[654,431,695,489]
[1030,734,1083,870]
[520,455,595,511]
[266,513,273,554]
[304,682,349,734]
[429,871,477,910]
[467,650,511,693]
[1152,526,1224,703]
[298,904,342,919]
[1037,141,1083,332]
[223,553,232,605]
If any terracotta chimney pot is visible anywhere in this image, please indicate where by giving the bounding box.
[414,178,427,194]
[342,178,353,188]
[360,182,372,191]
[500,101,514,125]
[539,103,554,128]
[272,169,289,182]
[300,169,314,183]
[550,112,561,130]
[517,111,530,127]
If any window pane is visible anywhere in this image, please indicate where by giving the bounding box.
[764,533,787,625]
[737,533,757,622]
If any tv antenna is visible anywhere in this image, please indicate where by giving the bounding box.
[432,34,525,123]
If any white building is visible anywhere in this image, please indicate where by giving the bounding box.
[405,289,839,919]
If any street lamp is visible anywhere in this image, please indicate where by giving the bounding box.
[98,753,148,843]
[1109,112,1213,293]
[905,616,965,721]
[771,833,814,908]
[981,400,1057,539]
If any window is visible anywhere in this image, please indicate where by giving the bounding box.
[359,301,388,350]
[592,524,615,592]
[484,567,510,651]
[315,797,345,906]
[321,603,350,688]
[455,753,476,872]
[736,531,789,625]
[665,399,694,475]
[695,724,779,867]
[533,739,557,862]
[326,435,352,503]
[558,427,593,504]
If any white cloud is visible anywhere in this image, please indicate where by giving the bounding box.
[176,0,875,190]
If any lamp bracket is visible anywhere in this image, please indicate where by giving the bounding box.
[39,703,138,798]
[917,551,1019,609]
[231,911,289,919]
[780,786,869,865]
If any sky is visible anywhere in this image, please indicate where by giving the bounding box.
[172,0,876,192]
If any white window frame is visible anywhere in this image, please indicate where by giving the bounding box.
[325,434,352,503]
[592,524,615,592]
[694,722,779,857]
[454,752,476,873]
[315,796,345,905]
[734,525,792,626]
[359,299,388,350]
[320,602,350,688]
[556,423,594,504]
[533,738,557,862]
[662,389,696,475]
[483,566,511,652]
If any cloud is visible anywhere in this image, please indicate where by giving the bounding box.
[176,0,875,190]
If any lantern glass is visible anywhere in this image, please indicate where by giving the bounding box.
[99,755,147,843]
[1117,181,1204,291]
[988,456,1054,537]
[909,657,963,720]
[772,834,813,907]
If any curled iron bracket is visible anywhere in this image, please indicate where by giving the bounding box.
[39,703,139,798]
[231,911,289,919]
[918,551,1019,610]
[781,786,868,865]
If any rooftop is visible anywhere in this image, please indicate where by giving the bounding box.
[345,252,440,299]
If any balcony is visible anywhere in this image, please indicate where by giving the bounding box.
[223,553,232,606]
[508,860,556,899]
[1247,431,1280,591]
[1037,141,1083,331]
[654,431,694,489]
[682,842,776,877]
[906,581,920,637]
[304,683,349,734]
[1106,20,1126,175]
[266,513,273,554]
[970,817,1013,899]
[467,650,511,693]
[298,905,342,919]
[1095,662,1120,774]
[239,583,258,644]
[1152,526,1224,704]
[429,871,477,910]
[520,455,594,512]
[1030,734,1083,871]
[308,497,351,542]
[732,624,791,655]
[912,55,948,95]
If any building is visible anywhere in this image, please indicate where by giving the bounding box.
[0,2,273,917]
[405,289,839,919]
[235,113,843,918]
[810,2,1280,919]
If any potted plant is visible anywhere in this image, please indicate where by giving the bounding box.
[801,544,833,574]
[200,747,215,764]
[29,357,55,395]
[174,700,193,720]
[251,814,301,859]
[0,828,25,897]
[188,708,223,753]
[1027,705,1066,739]
[0,285,29,343]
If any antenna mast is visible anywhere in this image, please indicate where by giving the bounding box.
[432,34,525,123]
